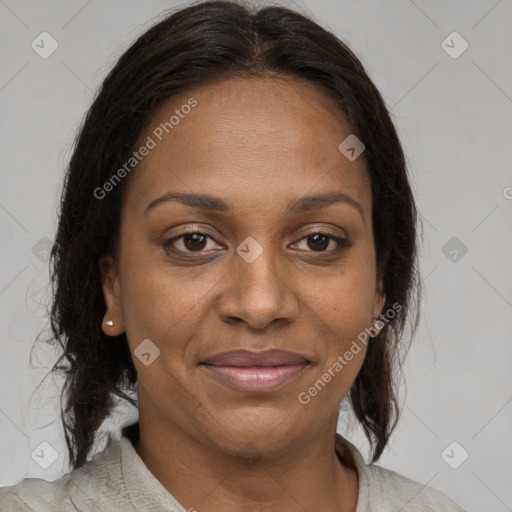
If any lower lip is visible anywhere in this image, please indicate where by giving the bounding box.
[200,363,308,392]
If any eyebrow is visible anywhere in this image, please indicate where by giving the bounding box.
[144,190,364,220]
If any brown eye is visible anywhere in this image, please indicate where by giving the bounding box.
[295,232,351,253]
[307,233,329,251]
[164,232,220,253]
[183,233,208,251]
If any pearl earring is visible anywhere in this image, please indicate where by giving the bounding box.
[106,320,114,327]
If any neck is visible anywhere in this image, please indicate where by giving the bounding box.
[128,417,359,512]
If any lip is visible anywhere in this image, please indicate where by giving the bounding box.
[201,349,310,367]
[200,363,309,392]
[200,349,311,393]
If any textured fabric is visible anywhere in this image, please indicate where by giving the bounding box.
[0,424,466,511]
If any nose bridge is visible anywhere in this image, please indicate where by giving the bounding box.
[236,236,283,302]
[217,235,298,329]
[240,246,280,293]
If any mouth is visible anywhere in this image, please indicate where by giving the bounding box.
[200,363,309,392]
[199,349,311,393]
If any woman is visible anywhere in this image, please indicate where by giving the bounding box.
[0,1,467,510]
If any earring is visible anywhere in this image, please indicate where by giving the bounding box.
[106,320,114,327]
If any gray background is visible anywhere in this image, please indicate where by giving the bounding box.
[1,1,511,510]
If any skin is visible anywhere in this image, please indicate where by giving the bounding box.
[100,75,386,512]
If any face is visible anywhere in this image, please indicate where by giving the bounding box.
[100,76,386,456]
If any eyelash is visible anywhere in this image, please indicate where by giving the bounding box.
[162,229,352,255]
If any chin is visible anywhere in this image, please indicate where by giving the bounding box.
[202,413,304,457]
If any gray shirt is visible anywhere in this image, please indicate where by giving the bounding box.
[0,429,466,511]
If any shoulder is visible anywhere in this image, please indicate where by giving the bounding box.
[0,438,134,512]
[1,476,70,512]
[365,463,466,511]
[335,434,467,511]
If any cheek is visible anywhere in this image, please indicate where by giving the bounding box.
[298,268,375,406]
[118,264,202,407]
[117,235,206,339]
[118,254,226,391]
[301,254,377,391]
[313,258,377,338]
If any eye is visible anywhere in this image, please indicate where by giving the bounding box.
[293,232,351,253]
[162,229,351,256]
[163,231,223,253]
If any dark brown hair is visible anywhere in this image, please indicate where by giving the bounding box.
[37,0,422,470]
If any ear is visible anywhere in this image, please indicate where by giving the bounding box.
[99,255,125,336]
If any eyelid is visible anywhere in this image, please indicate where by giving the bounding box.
[164,225,347,244]
[292,230,351,252]
[163,225,351,255]
[294,226,347,242]
[165,225,223,243]
[163,226,225,252]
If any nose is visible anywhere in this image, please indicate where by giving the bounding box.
[216,245,299,331]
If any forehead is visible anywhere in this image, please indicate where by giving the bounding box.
[123,76,371,217]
